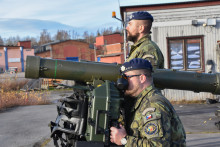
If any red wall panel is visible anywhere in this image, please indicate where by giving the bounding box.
[100,54,124,64]
[17,41,31,48]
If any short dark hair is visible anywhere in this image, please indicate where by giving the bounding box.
[134,69,152,78]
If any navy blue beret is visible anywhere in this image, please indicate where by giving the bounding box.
[129,11,154,22]
[120,58,153,74]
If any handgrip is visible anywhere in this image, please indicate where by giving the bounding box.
[95,110,107,134]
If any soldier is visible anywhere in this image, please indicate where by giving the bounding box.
[110,58,186,146]
[126,11,164,69]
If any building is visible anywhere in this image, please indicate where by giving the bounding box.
[95,33,125,64]
[98,52,124,64]
[0,41,34,72]
[120,0,220,101]
[35,40,96,61]
[95,33,123,49]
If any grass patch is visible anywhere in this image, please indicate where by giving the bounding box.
[0,77,50,111]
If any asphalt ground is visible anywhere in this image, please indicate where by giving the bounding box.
[175,103,220,147]
[0,90,220,147]
[0,90,72,147]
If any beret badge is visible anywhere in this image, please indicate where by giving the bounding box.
[121,66,126,72]
[120,58,152,74]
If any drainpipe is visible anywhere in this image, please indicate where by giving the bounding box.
[20,47,24,72]
[217,42,220,72]
[4,47,8,71]
[123,12,127,62]
[50,45,53,59]
[94,45,97,61]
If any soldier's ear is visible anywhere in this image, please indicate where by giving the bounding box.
[139,74,147,83]
[138,25,145,33]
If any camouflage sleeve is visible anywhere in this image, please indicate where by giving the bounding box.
[127,49,158,68]
[139,46,160,69]
[118,114,125,126]
[125,105,172,147]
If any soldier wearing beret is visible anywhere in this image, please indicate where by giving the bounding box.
[110,58,186,146]
[126,11,164,70]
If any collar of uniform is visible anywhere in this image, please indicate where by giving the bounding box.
[133,34,151,47]
[129,34,151,55]
[134,84,154,110]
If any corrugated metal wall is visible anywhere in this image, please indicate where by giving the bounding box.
[125,4,220,101]
[152,24,220,69]
[151,5,220,101]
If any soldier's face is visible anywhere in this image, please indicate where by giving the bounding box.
[124,70,141,97]
[126,20,140,42]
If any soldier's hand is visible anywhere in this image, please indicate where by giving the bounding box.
[110,124,127,145]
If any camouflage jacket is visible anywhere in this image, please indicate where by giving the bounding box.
[124,85,186,147]
[127,34,164,70]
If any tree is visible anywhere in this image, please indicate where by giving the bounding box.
[82,31,96,44]
[88,32,96,44]
[101,27,113,35]
[5,36,20,46]
[97,29,101,36]
[1,25,121,47]
[83,31,89,43]
[0,36,4,45]
[96,27,117,36]
[39,29,52,45]
[23,36,39,47]
[54,30,71,41]
[114,26,122,33]
[71,30,79,40]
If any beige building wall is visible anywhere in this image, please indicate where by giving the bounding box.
[8,48,22,72]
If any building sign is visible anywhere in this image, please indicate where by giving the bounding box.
[8,58,21,62]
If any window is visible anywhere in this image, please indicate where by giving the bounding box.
[167,36,204,71]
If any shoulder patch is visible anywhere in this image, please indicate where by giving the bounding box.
[145,123,158,135]
[142,107,156,116]
[142,112,161,124]
[142,54,155,59]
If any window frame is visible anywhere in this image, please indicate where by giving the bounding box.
[167,35,204,72]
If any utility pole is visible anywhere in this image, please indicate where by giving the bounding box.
[94,45,97,61]
[112,11,127,61]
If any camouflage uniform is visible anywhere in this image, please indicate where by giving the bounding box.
[127,34,164,69]
[123,85,186,147]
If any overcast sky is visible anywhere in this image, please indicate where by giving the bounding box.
[0,0,122,29]
[0,0,199,28]
[0,0,200,38]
